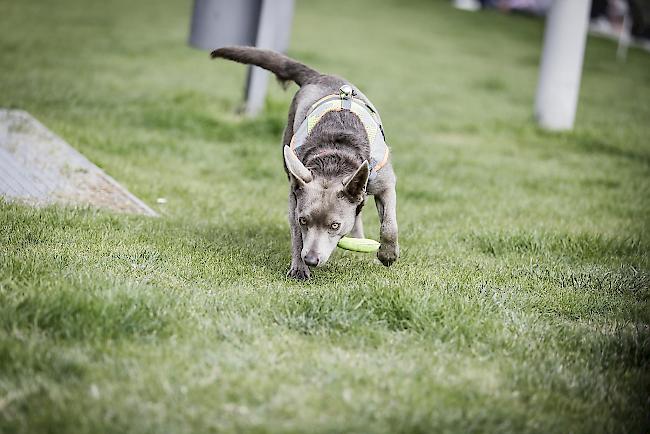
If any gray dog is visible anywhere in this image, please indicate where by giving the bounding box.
[211,47,399,279]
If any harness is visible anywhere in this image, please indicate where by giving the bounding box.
[289,85,389,180]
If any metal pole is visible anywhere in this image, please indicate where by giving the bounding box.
[244,0,294,116]
[534,0,592,131]
[188,0,295,116]
[189,0,260,51]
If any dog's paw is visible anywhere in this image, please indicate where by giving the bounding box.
[287,263,311,280]
[377,243,399,267]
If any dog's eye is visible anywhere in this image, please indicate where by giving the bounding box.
[330,222,340,230]
[298,217,307,225]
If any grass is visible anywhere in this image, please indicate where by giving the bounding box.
[1,0,649,432]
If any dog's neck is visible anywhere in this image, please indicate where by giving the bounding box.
[305,148,362,179]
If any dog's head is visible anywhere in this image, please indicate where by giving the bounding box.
[284,146,368,267]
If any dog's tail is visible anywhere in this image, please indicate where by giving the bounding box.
[211,46,320,87]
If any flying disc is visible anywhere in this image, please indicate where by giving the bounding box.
[337,237,380,253]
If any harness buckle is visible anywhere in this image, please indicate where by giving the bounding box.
[339,84,355,100]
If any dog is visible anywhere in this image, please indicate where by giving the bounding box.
[211,47,399,280]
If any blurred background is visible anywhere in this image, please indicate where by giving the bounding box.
[1,0,648,235]
[455,0,650,47]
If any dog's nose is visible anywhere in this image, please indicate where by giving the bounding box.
[304,253,319,267]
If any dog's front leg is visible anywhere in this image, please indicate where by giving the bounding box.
[374,185,399,266]
[350,212,365,238]
[287,190,310,280]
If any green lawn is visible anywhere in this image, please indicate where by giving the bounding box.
[1,0,649,432]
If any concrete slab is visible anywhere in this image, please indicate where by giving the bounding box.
[0,109,157,216]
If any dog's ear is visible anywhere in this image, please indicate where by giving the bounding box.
[343,160,369,201]
[284,146,312,185]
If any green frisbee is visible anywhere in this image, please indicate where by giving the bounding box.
[337,236,380,253]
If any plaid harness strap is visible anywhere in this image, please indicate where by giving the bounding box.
[289,85,390,179]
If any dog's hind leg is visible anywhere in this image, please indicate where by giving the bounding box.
[350,212,365,238]
[287,190,310,280]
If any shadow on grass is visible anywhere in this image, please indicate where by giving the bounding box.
[0,256,173,342]
[535,129,650,166]
[191,219,289,282]
[463,229,648,263]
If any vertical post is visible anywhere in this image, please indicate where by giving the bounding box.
[273,0,295,54]
[244,0,294,116]
[534,0,592,131]
[189,0,260,50]
[616,14,630,61]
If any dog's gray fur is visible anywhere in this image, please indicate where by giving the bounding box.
[211,46,399,279]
